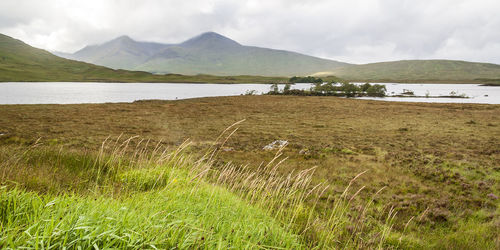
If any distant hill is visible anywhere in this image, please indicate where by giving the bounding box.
[4,32,500,84]
[58,32,350,76]
[0,33,168,82]
[0,33,288,83]
[63,35,171,70]
[322,60,500,83]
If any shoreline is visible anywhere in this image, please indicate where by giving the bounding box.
[1,95,498,106]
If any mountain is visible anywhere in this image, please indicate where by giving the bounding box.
[4,32,500,83]
[63,35,171,70]
[0,33,180,82]
[0,33,292,83]
[322,60,500,83]
[58,32,351,76]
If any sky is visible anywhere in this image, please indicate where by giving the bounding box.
[1,0,499,64]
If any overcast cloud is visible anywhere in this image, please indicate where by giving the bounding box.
[1,0,499,64]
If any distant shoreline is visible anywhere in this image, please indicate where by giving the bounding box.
[0,79,493,84]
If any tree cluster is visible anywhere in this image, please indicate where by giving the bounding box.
[268,82,387,97]
[288,76,323,84]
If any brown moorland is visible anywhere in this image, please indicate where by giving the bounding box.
[0,95,499,248]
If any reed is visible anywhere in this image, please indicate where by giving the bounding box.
[0,123,397,248]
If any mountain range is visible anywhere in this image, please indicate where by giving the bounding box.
[1,31,500,83]
[55,32,349,76]
[54,32,500,82]
[0,33,290,83]
[0,33,145,82]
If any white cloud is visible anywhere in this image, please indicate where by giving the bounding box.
[0,0,499,64]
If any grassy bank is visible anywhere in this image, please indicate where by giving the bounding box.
[1,96,499,248]
[0,141,302,248]
[1,130,401,248]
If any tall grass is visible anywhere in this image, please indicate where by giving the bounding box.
[0,122,398,248]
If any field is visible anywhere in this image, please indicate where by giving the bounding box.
[1,96,499,248]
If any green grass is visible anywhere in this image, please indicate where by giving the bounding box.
[0,140,304,248]
[0,186,302,249]
[0,179,302,249]
[0,132,400,248]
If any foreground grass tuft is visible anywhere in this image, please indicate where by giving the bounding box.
[0,128,403,249]
[0,141,304,248]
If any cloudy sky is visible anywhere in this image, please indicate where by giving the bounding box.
[1,0,499,64]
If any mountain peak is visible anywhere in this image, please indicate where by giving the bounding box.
[181,31,240,48]
[110,35,134,43]
[198,31,228,39]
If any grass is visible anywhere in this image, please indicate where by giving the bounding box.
[0,138,307,248]
[0,186,303,249]
[0,95,499,248]
[1,130,399,248]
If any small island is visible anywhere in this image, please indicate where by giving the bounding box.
[267,77,470,99]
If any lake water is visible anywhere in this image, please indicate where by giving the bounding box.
[0,82,498,104]
[357,83,500,104]
[0,82,304,104]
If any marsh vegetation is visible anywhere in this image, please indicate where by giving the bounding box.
[0,96,499,248]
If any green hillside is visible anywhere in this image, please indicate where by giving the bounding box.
[0,33,289,83]
[136,44,347,76]
[0,33,169,82]
[62,32,351,76]
[4,32,500,83]
[327,60,500,83]
[61,32,500,82]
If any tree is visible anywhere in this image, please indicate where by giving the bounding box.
[365,84,387,97]
[289,76,299,83]
[283,83,291,93]
[360,83,371,92]
[289,76,323,84]
[270,83,279,93]
[339,82,360,97]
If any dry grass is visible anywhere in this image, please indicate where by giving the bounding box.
[1,128,399,248]
[0,95,499,248]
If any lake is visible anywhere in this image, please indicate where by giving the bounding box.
[0,82,498,104]
[357,83,500,104]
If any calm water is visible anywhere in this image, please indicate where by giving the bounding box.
[0,82,308,104]
[357,83,500,104]
[0,82,498,104]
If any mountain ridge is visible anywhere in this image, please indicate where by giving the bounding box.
[0,33,159,82]
[0,33,292,83]
[3,32,500,83]
[57,32,351,76]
